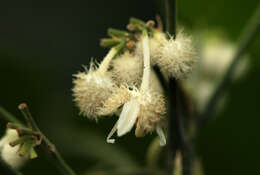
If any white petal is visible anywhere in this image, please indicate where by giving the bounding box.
[156,124,166,146]
[117,98,140,137]
[106,121,118,144]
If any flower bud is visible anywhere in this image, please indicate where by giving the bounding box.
[110,52,143,86]
[0,129,28,169]
[156,31,197,79]
[72,63,115,120]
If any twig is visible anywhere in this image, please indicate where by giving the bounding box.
[17,103,77,175]
[0,106,24,126]
[198,3,260,128]
[164,0,184,175]
[153,66,168,92]
[164,1,195,175]
[1,104,77,175]
[165,0,176,39]
[166,77,179,175]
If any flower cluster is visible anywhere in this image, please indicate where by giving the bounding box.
[72,18,196,145]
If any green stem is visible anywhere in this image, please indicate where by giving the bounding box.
[18,104,77,175]
[165,1,194,175]
[164,0,183,175]
[108,28,128,38]
[9,135,34,147]
[19,141,33,157]
[18,104,39,130]
[0,106,24,127]
[98,40,125,74]
[165,0,177,38]
[100,38,120,48]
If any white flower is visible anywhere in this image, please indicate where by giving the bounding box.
[135,30,196,79]
[72,48,119,120]
[106,31,166,145]
[156,31,196,79]
[0,129,28,169]
[135,31,167,66]
[110,51,143,86]
[106,87,166,144]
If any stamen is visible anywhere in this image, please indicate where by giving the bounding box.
[106,121,118,144]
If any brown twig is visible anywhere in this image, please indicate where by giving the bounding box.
[17,103,77,175]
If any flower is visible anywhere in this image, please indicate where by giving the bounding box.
[0,129,28,169]
[110,51,143,86]
[135,31,167,66]
[156,31,196,79]
[72,48,119,120]
[136,30,196,79]
[106,31,167,145]
[106,87,166,145]
[134,90,166,137]
[72,64,115,119]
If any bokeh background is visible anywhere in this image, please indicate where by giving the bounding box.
[0,0,260,175]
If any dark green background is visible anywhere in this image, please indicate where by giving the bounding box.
[0,0,259,174]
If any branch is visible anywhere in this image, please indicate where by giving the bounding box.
[198,3,260,128]
[17,103,77,175]
[165,0,176,38]
[1,104,77,175]
[0,106,24,126]
[164,1,195,175]
[164,0,185,175]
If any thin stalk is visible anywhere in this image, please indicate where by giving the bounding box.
[0,106,24,127]
[19,104,38,130]
[165,0,176,38]
[164,0,180,174]
[198,3,260,128]
[165,0,194,175]
[98,47,118,74]
[18,104,77,175]
[98,41,125,74]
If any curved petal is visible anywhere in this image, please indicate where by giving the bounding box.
[117,98,140,137]
[156,124,166,146]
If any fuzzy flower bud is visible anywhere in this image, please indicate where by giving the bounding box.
[156,31,196,79]
[135,31,167,66]
[134,90,166,137]
[72,47,119,119]
[72,64,115,120]
[0,129,28,169]
[135,31,196,79]
[110,51,143,86]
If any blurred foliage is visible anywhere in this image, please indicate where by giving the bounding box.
[0,0,260,175]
